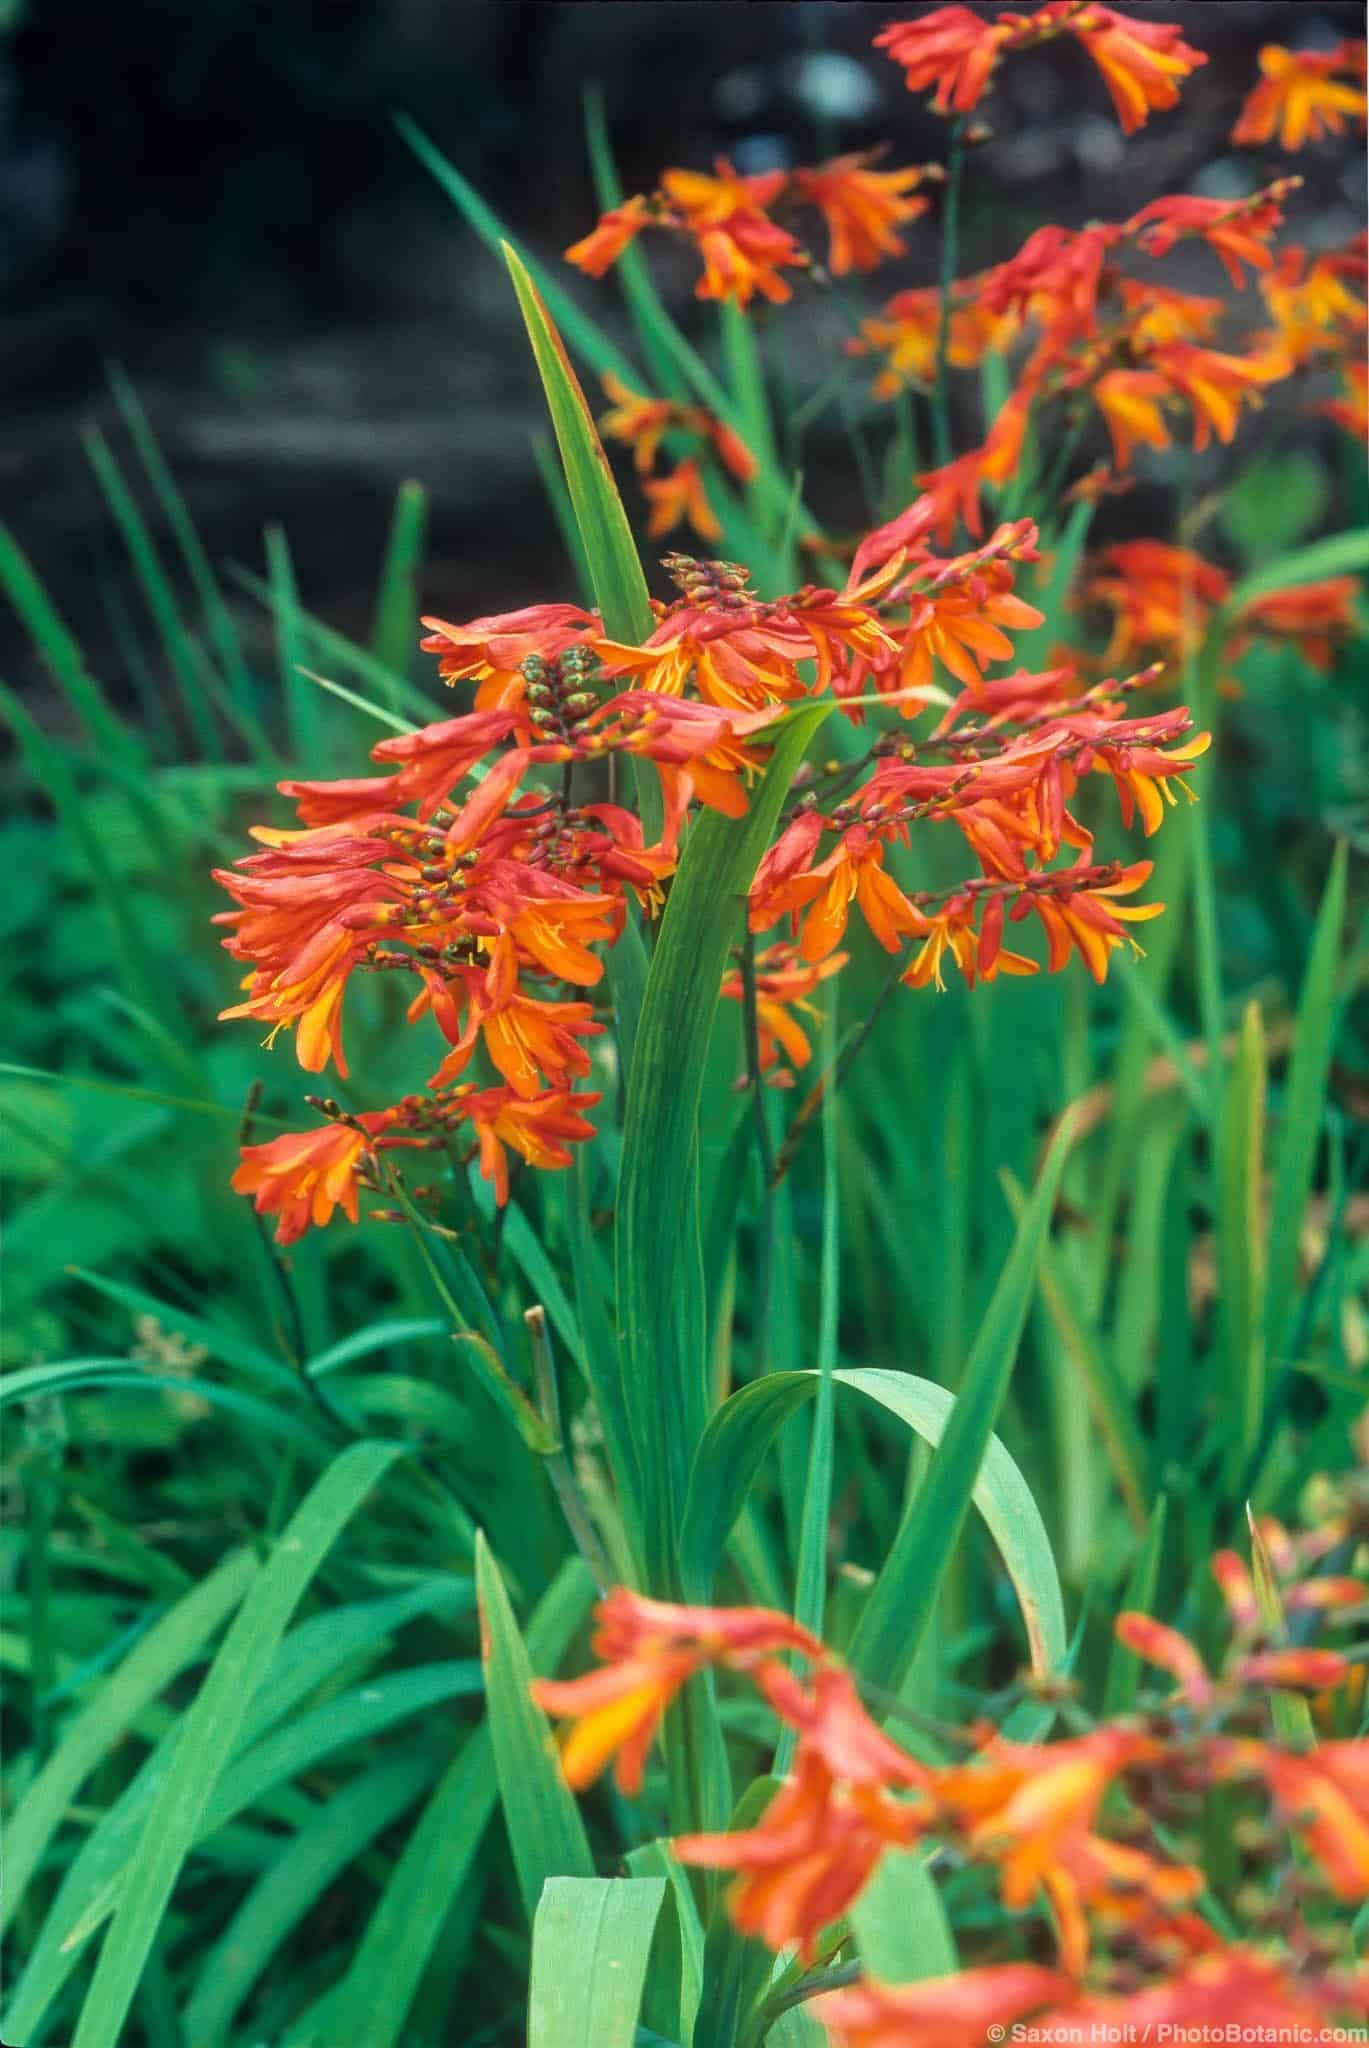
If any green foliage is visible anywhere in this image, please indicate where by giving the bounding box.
[3,82,1366,2048]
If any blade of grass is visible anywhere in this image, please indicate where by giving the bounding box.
[528,1878,666,2048]
[475,1531,593,1921]
[82,424,223,762]
[1216,1003,1268,1494]
[70,1441,404,2048]
[369,479,428,700]
[847,1117,1075,1692]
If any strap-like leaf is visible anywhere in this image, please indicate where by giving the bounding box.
[528,1877,666,2048]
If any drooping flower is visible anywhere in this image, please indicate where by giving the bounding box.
[598,372,676,474]
[875,4,1205,134]
[1069,4,1207,134]
[563,194,652,276]
[820,1965,1076,2048]
[719,942,847,1080]
[1017,860,1167,983]
[1232,40,1368,151]
[791,152,935,275]
[642,457,723,542]
[232,1106,404,1245]
[531,1590,823,1794]
[660,160,806,306]
[456,1083,603,1207]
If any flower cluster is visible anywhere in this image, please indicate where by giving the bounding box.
[219,510,1204,1240]
[566,151,941,305]
[597,371,757,544]
[857,181,1325,541]
[874,3,1207,135]
[535,1519,1368,2042]
[1080,541,1361,678]
[1232,39,1368,152]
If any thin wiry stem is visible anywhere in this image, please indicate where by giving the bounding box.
[740,930,778,1367]
[770,947,909,1190]
[931,117,966,471]
[525,1306,614,1594]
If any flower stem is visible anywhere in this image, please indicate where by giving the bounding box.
[931,117,966,471]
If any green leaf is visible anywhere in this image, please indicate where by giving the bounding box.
[370,478,428,693]
[397,116,640,388]
[617,704,831,1583]
[180,1755,436,2047]
[69,1440,403,2048]
[680,1365,1066,1689]
[502,242,654,645]
[1248,1511,1316,1751]
[848,1119,1075,1691]
[475,1531,593,1921]
[850,1848,956,1984]
[1219,452,1329,565]
[1102,1496,1168,1718]
[321,1557,594,2048]
[1263,844,1348,1369]
[528,1878,667,2048]
[0,1549,255,1935]
[1216,1003,1267,1490]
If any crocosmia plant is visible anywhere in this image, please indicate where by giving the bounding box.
[6,6,1366,2048]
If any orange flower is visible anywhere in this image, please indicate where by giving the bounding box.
[676,1748,923,1961]
[1070,4,1206,134]
[1067,1950,1359,2041]
[457,1083,602,1206]
[1021,860,1167,984]
[1247,1741,1369,1898]
[820,1965,1076,2048]
[1127,187,1294,286]
[749,818,927,963]
[564,194,651,276]
[232,1107,402,1245]
[1240,577,1361,670]
[598,371,675,474]
[873,7,1014,114]
[676,1666,929,1961]
[1148,340,1292,450]
[1259,242,1367,366]
[853,287,1018,397]
[532,1590,822,1793]
[1113,1612,1214,1704]
[418,606,597,713]
[932,1726,1173,1972]
[720,942,847,1078]
[642,457,722,542]
[875,5,1205,133]
[1233,41,1368,151]
[660,161,805,307]
[791,153,933,275]
[903,895,1038,992]
[424,933,603,1098]
[1083,540,1231,666]
[1094,369,1173,468]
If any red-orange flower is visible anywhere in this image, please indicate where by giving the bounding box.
[1233,41,1368,151]
[791,152,934,275]
[1113,1612,1214,1704]
[1019,860,1167,983]
[1070,4,1206,134]
[598,371,675,474]
[660,160,805,306]
[457,1083,602,1207]
[1083,541,1231,666]
[564,194,652,276]
[875,4,1205,133]
[232,1107,402,1245]
[1094,368,1174,468]
[720,942,847,1079]
[1245,1740,1369,1899]
[642,457,722,542]
[532,1590,822,1794]
[820,1965,1076,2048]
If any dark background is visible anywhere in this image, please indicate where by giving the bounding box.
[4,0,1364,695]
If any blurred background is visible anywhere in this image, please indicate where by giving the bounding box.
[5,0,1365,696]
